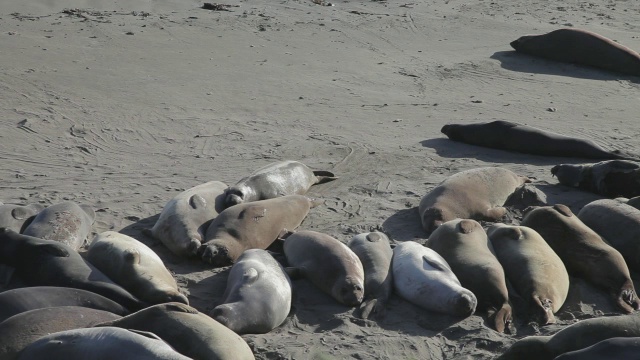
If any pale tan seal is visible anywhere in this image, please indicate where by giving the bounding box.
[487,223,569,325]
[87,231,188,305]
[22,201,95,250]
[426,219,511,332]
[419,167,530,235]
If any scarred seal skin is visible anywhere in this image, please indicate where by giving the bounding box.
[22,201,95,250]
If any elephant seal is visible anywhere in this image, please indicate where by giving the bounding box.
[578,199,640,272]
[87,231,188,305]
[497,314,640,360]
[0,203,44,233]
[0,306,121,360]
[522,204,640,313]
[284,230,365,307]
[0,228,144,311]
[224,160,337,208]
[201,195,320,267]
[555,337,640,360]
[17,327,191,360]
[418,167,530,235]
[95,302,255,360]
[211,249,292,334]
[347,231,393,319]
[487,223,569,325]
[441,120,635,160]
[426,219,511,332]
[552,160,640,198]
[22,201,95,250]
[147,180,227,258]
[510,28,640,76]
[392,241,477,316]
[624,195,640,210]
[0,286,128,323]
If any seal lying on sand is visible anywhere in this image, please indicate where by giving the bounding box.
[22,201,95,251]
[522,204,640,313]
[488,223,569,325]
[552,160,640,198]
[441,120,635,160]
[555,337,640,360]
[510,28,640,76]
[224,160,337,208]
[419,167,530,235]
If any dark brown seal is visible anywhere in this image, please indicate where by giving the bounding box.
[510,28,640,76]
[555,337,640,360]
[551,160,640,198]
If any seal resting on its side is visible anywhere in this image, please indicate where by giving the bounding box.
[22,201,95,251]
[551,160,640,198]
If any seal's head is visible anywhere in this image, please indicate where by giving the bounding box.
[551,164,586,187]
[223,188,245,209]
[334,277,364,307]
[210,304,235,329]
[451,291,477,317]
[510,35,536,51]
[421,207,453,236]
[200,243,232,267]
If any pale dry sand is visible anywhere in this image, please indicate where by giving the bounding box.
[1,0,640,359]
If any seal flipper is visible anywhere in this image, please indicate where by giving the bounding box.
[532,295,555,325]
[359,297,387,320]
[482,206,507,222]
[242,267,260,285]
[11,207,30,220]
[123,248,141,265]
[189,194,207,210]
[422,255,451,273]
[312,170,338,185]
[490,303,513,333]
[35,243,70,257]
[616,286,640,313]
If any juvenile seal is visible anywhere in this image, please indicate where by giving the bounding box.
[224,160,337,208]
[522,204,640,313]
[426,219,511,332]
[0,228,144,311]
[555,337,640,360]
[392,241,477,316]
[87,231,188,305]
[95,302,255,360]
[441,120,635,160]
[17,327,191,360]
[487,223,569,325]
[552,160,640,198]
[211,249,292,334]
[347,231,393,319]
[0,203,44,233]
[419,167,530,235]
[147,180,227,258]
[578,199,640,272]
[497,314,640,360]
[0,306,121,360]
[0,286,128,323]
[201,195,320,267]
[284,230,365,307]
[510,28,640,76]
[22,201,95,250]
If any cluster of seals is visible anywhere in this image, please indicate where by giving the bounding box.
[22,201,95,251]
[552,160,640,198]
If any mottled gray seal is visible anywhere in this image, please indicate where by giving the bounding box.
[0,203,44,233]
[201,195,320,267]
[0,286,129,324]
[419,167,530,235]
[522,204,639,313]
[347,231,393,319]
[95,302,255,360]
[211,249,292,334]
[17,327,191,360]
[0,306,121,360]
[487,223,569,325]
[0,228,144,311]
[147,180,227,257]
[510,28,640,76]
[497,314,640,360]
[224,160,337,208]
[555,337,640,360]
[284,230,365,307]
[392,241,477,316]
[441,120,635,160]
[426,219,511,332]
[578,199,640,272]
[87,231,188,305]
[551,160,640,198]
[22,201,95,250]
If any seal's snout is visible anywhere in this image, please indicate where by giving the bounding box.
[509,39,521,50]
[341,283,365,307]
[211,306,231,327]
[441,124,451,135]
[167,292,190,305]
[454,292,477,317]
[224,190,244,209]
[550,165,560,176]
[201,245,230,267]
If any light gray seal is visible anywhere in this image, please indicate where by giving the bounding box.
[17,327,191,360]
[0,203,44,233]
[201,195,320,267]
[347,232,393,319]
[426,219,511,332]
[555,337,640,360]
[419,167,530,235]
[522,204,640,313]
[578,199,640,272]
[284,230,365,307]
[95,302,255,360]
[487,223,569,325]
[147,180,228,257]
[224,160,337,208]
[551,160,640,198]
[211,249,292,334]
[87,231,188,305]
[392,241,477,317]
[22,201,95,250]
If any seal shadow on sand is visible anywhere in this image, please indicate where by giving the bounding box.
[491,51,640,83]
[381,207,426,242]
